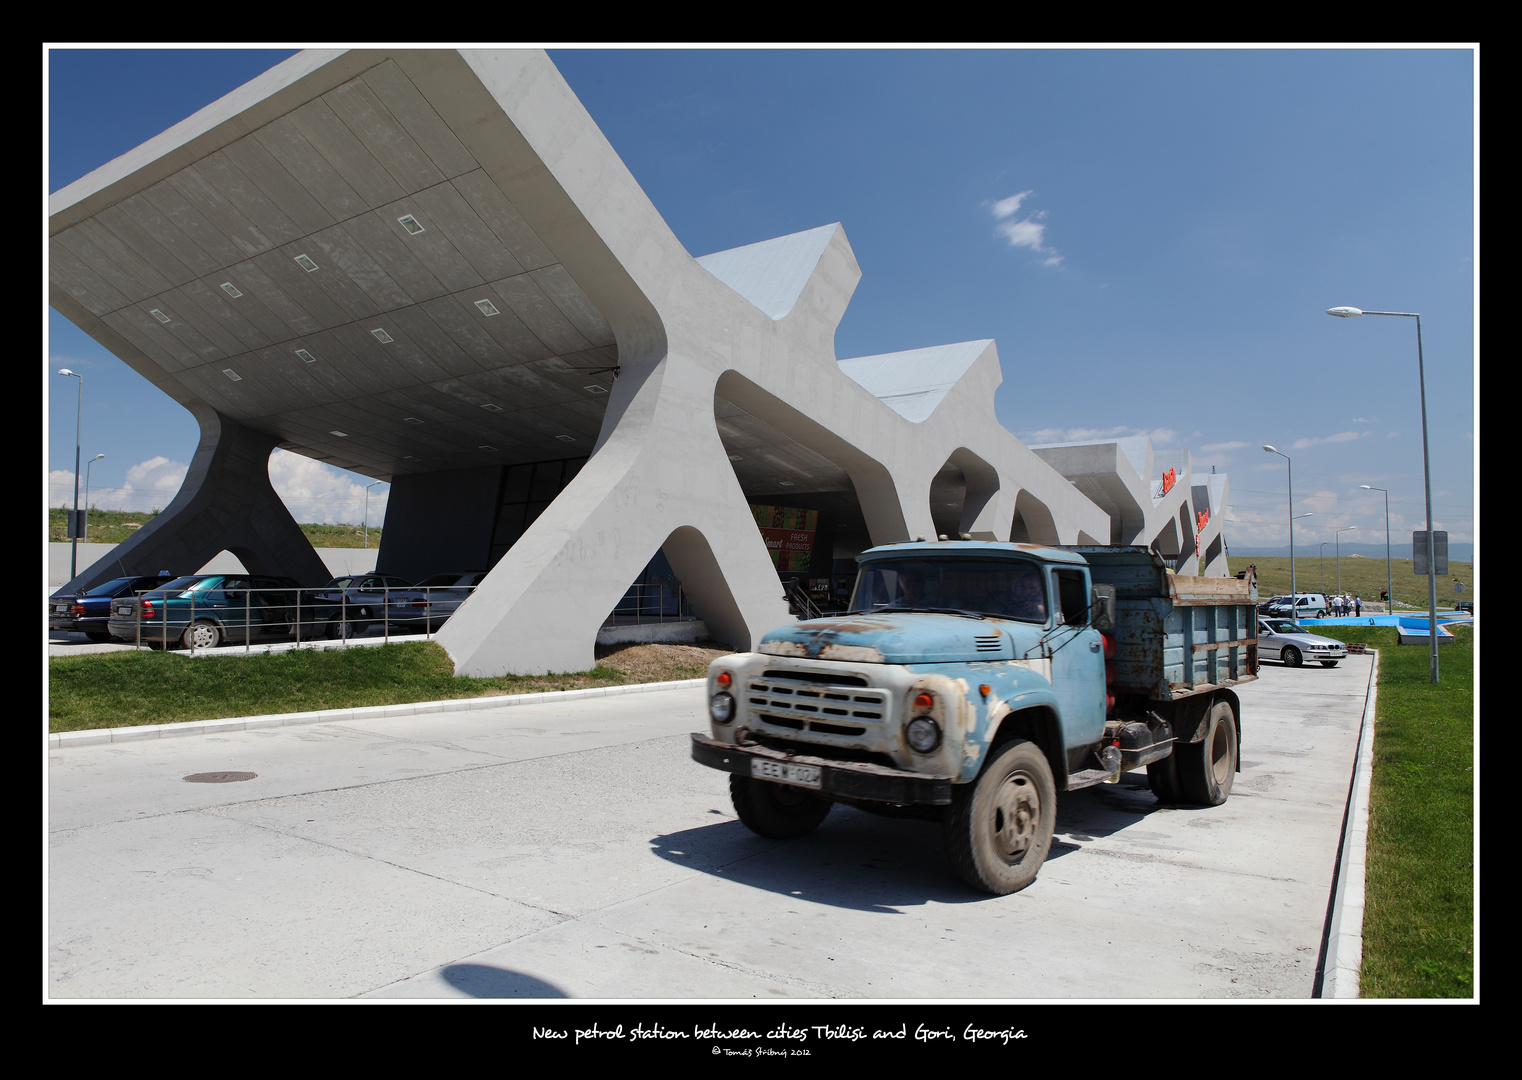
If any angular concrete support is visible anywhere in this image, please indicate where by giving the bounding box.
[61,405,330,593]
[50,47,1242,674]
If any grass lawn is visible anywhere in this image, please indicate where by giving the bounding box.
[1231,554,1473,612]
[48,641,727,733]
[49,508,381,550]
[1310,623,1475,997]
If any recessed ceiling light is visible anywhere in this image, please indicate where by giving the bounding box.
[397,215,425,235]
[778,481,795,487]
[728,455,743,461]
[371,328,394,343]
[480,403,503,413]
[478,445,499,452]
[330,430,349,437]
[295,349,317,363]
[555,435,576,442]
[474,299,500,316]
[584,385,607,394]
[404,454,422,462]
[404,417,424,424]
[294,254,319,272]
[220,282,242,298]
[150,309,171,323]
[222,369,241,381]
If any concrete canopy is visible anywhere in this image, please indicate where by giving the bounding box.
[50,48,1236,676]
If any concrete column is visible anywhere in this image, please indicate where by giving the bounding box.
[59,404,330,593]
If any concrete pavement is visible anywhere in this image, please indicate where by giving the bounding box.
[46,656,1375,999]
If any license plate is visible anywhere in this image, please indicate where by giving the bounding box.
[751,759,822,788]
[53,603,69,614]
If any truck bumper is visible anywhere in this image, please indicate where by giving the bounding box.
[691,734,953,805]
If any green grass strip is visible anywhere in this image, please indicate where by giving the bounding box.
[1311,623,1474,997]
[47,642,701,733]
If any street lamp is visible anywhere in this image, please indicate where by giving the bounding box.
[1263,445,1310,616]
[1360,484,1394,615]
[1328,306,1438,681]
[1335,526,1358,597]
[1319,541,1329,594]
[58,368,82,580]
[83,454,105,542]
[364,480,385,550]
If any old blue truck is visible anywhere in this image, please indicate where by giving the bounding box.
[691,541,1258,894]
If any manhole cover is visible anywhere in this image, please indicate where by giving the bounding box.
[183,771,258,783]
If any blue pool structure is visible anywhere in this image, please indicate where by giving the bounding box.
[1292,611,1470,643]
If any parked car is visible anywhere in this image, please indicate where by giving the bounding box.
[382,572,488,632]
[1455,600,1474,615]
[107,574,301,649]
[1257,617,1347,668]
[50,573,175,641]
[306,574,415,639]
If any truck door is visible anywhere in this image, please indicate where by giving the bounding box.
[1047,567,1107,747]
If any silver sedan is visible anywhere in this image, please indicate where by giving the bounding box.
[1257,618,1347,668]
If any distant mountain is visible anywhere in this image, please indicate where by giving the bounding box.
[1231,542,1473,562]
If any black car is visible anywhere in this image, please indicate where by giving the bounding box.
[50,574,176,642]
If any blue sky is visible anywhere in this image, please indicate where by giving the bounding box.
[46,47,1476,554]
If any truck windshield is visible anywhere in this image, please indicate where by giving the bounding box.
[850,558,1048,623]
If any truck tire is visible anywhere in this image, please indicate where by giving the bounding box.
[730,775,833,839]
[1175,700,1237,806]
[944,739,1055,895]
[1147,751,1184,803]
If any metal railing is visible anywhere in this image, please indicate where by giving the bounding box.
[602,582,692,628]
[114,583,480,653]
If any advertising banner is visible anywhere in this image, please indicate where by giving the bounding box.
[751,504,818,572]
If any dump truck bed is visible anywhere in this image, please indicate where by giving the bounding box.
[1073,546,1258,700]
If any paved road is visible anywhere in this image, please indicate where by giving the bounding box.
[47,657,1371,999]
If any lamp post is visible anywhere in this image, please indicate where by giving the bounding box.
[1360,484,1394,615]
[83,454,104,542]
[1319,541,1329,594]
[1335,526,1358,598]
[58,369,83,580]
[364,480,385,550]
[1328,306,1438,681]
[1263,445,1309,617]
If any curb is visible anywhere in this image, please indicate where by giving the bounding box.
[1317,648,1377,998]
[49,677,707,749]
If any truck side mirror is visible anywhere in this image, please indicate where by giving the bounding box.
[1091,584,1117,631]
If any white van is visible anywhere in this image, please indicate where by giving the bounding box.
[1266,593,1328,618]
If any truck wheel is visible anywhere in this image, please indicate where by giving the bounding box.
[1176,700,1237,806]
[730,775,833,839]
[1147,752,1184,803]
[944,739,1055,895]
[1282,645,1302,667]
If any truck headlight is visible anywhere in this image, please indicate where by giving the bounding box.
[710,692,735,724]
[905,716,941,753]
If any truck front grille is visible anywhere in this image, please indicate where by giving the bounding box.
[745,675,890,737]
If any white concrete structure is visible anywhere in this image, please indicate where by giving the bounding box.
[49,49,1235,677]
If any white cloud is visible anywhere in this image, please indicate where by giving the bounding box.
[51,455,188,513]
[268,449,388,526]
[988,190,1063,267]
[49,450,388,526]
[1021,425,1181,446]
[1287,431,1368,450]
